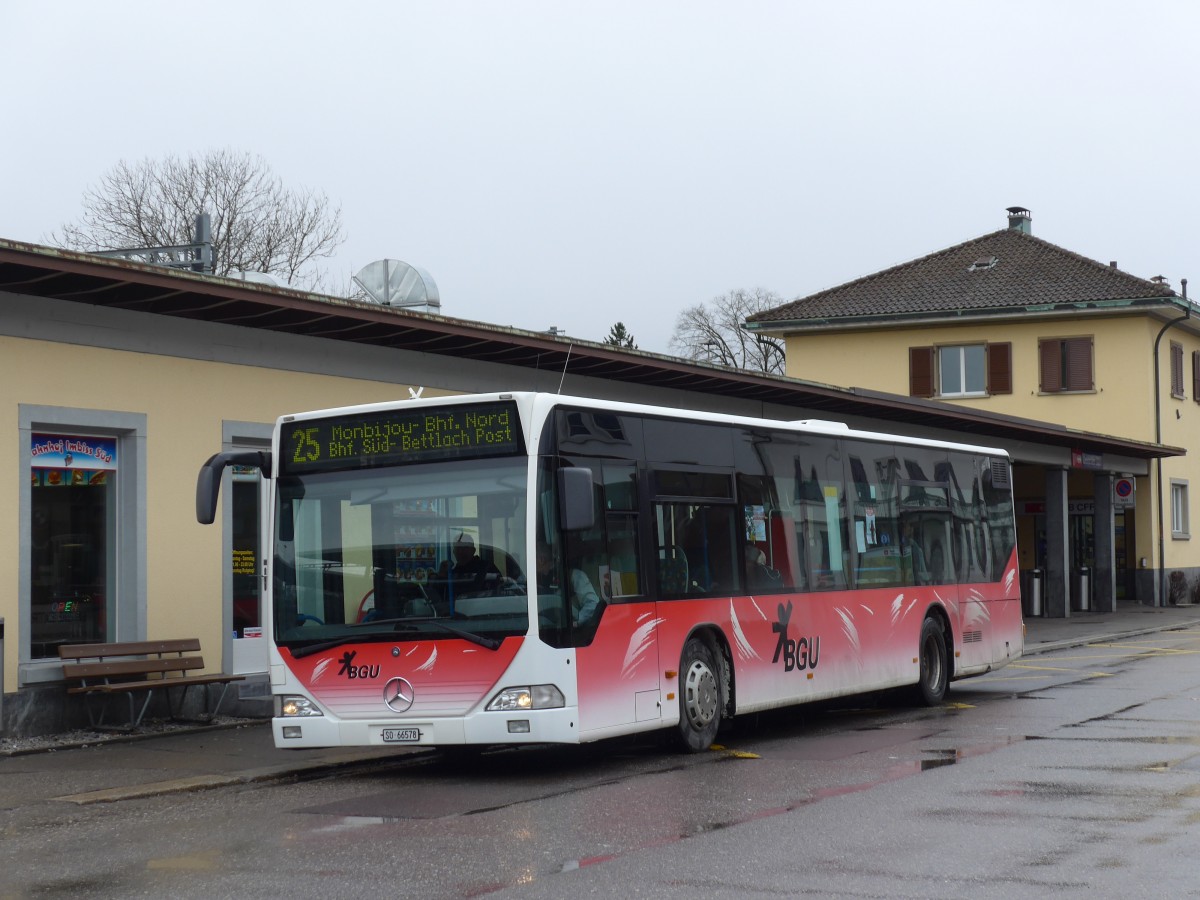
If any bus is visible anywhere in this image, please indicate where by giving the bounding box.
[196,392,1023,753]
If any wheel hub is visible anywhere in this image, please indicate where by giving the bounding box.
[683,659,718,727]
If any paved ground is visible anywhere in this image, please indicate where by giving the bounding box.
[4,603,1199,806]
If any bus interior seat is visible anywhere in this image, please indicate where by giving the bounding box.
[659,548,689,595]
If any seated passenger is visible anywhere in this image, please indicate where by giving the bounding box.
[536,542,603,624]
[745,545,781,590]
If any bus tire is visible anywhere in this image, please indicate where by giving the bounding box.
[915,616,948,706]
[676,636,722,752]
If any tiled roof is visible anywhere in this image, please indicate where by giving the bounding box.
[748,227,1177,325]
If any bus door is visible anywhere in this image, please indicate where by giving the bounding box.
[546,457,661,737]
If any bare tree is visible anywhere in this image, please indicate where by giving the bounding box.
[52,150,345,290]
[670,287,786,375]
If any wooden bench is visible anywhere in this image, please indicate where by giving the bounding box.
[59,639,244,731]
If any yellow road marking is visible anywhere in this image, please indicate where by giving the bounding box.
[1009,663,1113,678]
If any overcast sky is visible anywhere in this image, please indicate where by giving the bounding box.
[3,2,1198,354]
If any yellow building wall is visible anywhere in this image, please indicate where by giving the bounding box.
[785,313,1200,578]
[3,334,450,689]
[785,315,1162,439]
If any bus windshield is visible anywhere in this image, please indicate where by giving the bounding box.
[272,455,529,650]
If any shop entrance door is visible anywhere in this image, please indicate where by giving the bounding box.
[230,464,268,674]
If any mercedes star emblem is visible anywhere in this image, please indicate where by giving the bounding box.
[383,677,415,713]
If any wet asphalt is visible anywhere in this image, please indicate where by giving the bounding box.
[5,603,1199,807]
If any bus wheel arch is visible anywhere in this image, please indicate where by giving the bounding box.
[675,627,731,752]
[914,610,951,706]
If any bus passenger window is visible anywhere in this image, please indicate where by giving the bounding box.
[603,513,640,599]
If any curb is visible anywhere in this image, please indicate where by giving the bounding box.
[53,746,435,805]
[0,717,267,758]
[1024,618,1200,656]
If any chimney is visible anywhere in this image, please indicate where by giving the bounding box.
[1006,206,1032,234]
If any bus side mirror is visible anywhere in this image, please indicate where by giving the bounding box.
[558,467,596,532]
[196,450,271,525]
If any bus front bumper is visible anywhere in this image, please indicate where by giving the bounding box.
[272,706,581,749]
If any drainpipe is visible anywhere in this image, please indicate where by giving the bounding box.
[1153,279,1189,605]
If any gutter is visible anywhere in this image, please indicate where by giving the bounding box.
[1153,279,1191,605]
[744,295,1187,336]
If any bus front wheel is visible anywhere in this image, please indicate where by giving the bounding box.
[915,617,948,706]
[676,636,722,752]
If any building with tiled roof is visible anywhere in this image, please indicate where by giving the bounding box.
[748,209,1176,325]
[746,207,1200,613]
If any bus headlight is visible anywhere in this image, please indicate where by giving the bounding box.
[279,695,324,717]
[486,684,565,711]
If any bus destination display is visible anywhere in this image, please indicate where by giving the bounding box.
[281,401,522,474]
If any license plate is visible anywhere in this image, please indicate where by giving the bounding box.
[381,727,421,743]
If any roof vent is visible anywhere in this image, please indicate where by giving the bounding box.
[1151,274,1170,287]
[1006,206,1032,234]
[968,256,998,272]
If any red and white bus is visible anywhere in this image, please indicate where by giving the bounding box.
[197,392,1023,752]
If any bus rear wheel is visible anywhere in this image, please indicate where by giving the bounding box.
[914,617,948,706]
[676,636,721,752]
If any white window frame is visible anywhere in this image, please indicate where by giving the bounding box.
[1171,479,1190,539]
[938,344,987,398]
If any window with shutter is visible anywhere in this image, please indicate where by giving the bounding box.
[1039,340,1062,392]
[1039,337,1093,393]
[1171,342,1185,399]
[1063,338,1093,391]
[909,347,934,398]
[936,345,986,396]
[986,343,1012,395]
[1192,351,1200,402]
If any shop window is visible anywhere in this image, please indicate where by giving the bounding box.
[29,433,117,659]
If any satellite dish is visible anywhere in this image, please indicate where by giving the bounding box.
[353,259,441,312]
[228,270,280,286]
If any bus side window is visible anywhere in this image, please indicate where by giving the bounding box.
[737,473,793,592]
[790,437,849,592]
[603,513,640,599]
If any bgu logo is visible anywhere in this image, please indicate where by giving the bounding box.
[337,650,380,680]
[771,600,820,672]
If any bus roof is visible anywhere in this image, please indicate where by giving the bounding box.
[279,391,1012,460]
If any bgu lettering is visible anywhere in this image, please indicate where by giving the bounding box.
[771,600,821,673]
[337,650,380,680]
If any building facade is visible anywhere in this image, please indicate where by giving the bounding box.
[746,208,1193,611]
[1,237,1175,735]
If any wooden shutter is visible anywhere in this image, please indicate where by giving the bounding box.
[1063,337,1093,391]
[1192,351,1200,402]
[1039,340,1062,393]
[1171,342,1185,398]
[986,342,1012,395]
[909,347,934,398]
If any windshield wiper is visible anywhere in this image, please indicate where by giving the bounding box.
[291,631,399,659]
[290,619,501,658]
[372,618,502,651]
